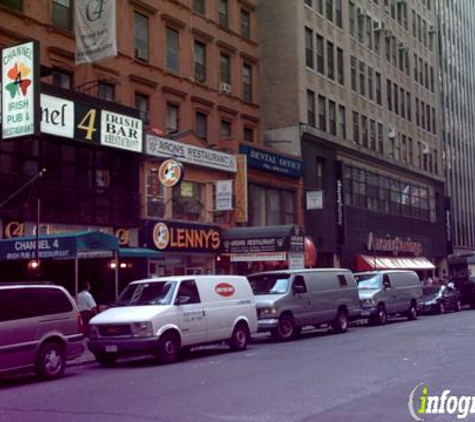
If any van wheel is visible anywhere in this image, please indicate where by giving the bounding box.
[332,309,348,333]
[35,342,66,380]
[370,305,387,326]
[94,353,117,367]
[158,331,180,364]
[407,302,418,320]
[229,323,250,351]
[271,315,295,341]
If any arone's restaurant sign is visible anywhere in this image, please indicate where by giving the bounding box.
[367,232,423,256]
[147,221,221,253]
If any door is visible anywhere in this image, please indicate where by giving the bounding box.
[174,280,207,345]
[290,275,312,325]
[382,274,398,314]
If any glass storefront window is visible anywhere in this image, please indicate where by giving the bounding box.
[249,184,296,226]
[172,181,204,221]
[146,167,165,218]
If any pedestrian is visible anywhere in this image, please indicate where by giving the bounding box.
[77,282,98,335]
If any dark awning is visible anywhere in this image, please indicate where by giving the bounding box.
[357,254,435,271]
[0,231,119,261]
[221,225,305,254]
[118,247,163,259]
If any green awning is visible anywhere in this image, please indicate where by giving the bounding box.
[0,231,119,261]
[118,247,163,259]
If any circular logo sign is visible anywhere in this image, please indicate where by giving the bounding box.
[152,223,170,250]
[215,283,235,297]
[158,159,184,187]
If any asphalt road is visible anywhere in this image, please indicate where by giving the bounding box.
[1,310,474,422]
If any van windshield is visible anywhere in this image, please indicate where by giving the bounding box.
[117,281,177,306]
[356,274,381,290]
[248,273,290,295]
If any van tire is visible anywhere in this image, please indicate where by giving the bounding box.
[229,322,250,351]
[370,305,387,326]
[332,308,348,333]
[158,331,180,364]
[94,353,117,367]
[35,341,66,380]
[271,314,295,341]
[407,302,418,320]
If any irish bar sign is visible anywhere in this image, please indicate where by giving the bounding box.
[1,41,40,140]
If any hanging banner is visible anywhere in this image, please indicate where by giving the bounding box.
[1,41,40,139]
[75,0,117,64]
[234,155,248,223]
[216,180,233,211]
[335,161,345,245]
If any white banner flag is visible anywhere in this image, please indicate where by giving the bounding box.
[216,180,233,211]
[75,0,117,64]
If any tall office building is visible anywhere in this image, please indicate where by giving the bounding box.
[436,0,475,252]
[258,0,447,273]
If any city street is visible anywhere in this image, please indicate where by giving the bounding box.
[1,310,474,422]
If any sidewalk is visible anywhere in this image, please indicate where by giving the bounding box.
[68,340,96,367]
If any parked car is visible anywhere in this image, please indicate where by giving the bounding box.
[0,282,85,380]
[248,269,360,341]
[448,253,475,307]
[355,270,422,325]
[420,285,462,314]
[88,276,257,366]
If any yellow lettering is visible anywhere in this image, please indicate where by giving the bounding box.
[177,229,186,248]
[211,231,220,249]
[186,230,194,248]
[77,109,97,140]
[5,221,25,238]
[115,228,130,246]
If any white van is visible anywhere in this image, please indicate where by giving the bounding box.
[87,276,257,365]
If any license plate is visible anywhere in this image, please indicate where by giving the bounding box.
[106,345,117,353]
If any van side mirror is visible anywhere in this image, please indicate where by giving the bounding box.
[293,284,305,294]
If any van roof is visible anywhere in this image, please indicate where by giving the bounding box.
[129,275,246,284]
[249,268,351,277]
[354,270,417,275]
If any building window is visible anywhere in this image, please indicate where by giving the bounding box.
[327,41,334,80]
[305,27,314,69]
[409,137,414,164]
[326,0,333,22]
[243,63,253,102]
[52,69,73,89]
[219,0,229,27]
[166,27,179,72]
[369,119,376,150]
[377,122,384,153]
[305,0,312,6]
[338,105,346,139]
[393,84,398,115]
[244,126,254,142]
[359,61,365,96]
[335,0,342,28]
[193,0,205,14]
[220,120,232,138]
[352,111,359,144]
[350,56,357,92]
[195,111,207,140]
[146,166,165,218]
[415,98,420,126]
[407,92,411,121]
[329,100,336,135]
[97,82,115,101]
[194,41,206,83]
[51,0,72,31]
[316,34,324,74]
[315,157,324,190]
[318,95,326,131]
[134,93,149,124]
[336,47,344,85]
[307,90,316,127]
[400,87,405,119]
[134,12,149,61]
[241,9,251,39]
[0,0,22,11]
[375,72,381,105]
[173,181,205,222]
[166,103,179,133]
[387,79,392,112]
[368,67,374,101]
[316,0,323,14]
[220,52,231,84]
[249,185,295,226]
[349,1,356,37]
[361,115,368,147]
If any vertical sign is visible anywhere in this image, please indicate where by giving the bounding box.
[75,0,117,64]
[335,161,345,245]
[445,196,453,255]
[216,180,233,211]
[234,155,248,223]
[1,41,40,139]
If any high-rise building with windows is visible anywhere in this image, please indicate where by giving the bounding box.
[436,0,475,252]
[258,0,447,273]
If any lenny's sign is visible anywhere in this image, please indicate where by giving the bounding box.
[148,220,221,253]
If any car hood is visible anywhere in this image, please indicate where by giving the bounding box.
[422,293,440,303]
[90,305,171,324]
[254,294,284,308]
[358,289,378,300]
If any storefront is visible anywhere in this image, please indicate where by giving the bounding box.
[219,225,306,275]
[144,220,221,276]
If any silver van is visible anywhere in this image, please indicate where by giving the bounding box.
[248,269,361,341]
[355,270,423,325]
[0,283,85,380]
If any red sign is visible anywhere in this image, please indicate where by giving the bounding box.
[215,283,235,297]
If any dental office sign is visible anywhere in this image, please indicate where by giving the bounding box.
[1,41,40,139]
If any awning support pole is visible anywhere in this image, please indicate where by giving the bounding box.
[74,257,79,299]
[114,250,119,300]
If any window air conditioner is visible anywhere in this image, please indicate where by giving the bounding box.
[220,82,232,94]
